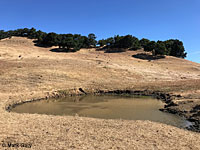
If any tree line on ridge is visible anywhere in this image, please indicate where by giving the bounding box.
[0,28,187,58]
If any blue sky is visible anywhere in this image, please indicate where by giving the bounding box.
[0,0,199,63]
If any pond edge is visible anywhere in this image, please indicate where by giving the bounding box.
[5,88,200,132]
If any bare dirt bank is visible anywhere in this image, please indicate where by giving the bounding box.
[0,37,200,149]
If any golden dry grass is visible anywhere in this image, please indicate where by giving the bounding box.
[0,37,200,149]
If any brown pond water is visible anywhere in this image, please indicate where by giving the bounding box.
[11,95,192,128]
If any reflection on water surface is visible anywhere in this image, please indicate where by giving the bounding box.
[12,95,192,128]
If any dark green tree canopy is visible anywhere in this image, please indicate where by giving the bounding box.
[115,35,134,48]
[165,39,187,58]
[143,39,187,58]
[144,41,156,52]
[88,33,97,47]
[0,28,187,58]
[154,41,167,55]
[98,35,141,50]
[139,38,150,48]
[98,39,107,47]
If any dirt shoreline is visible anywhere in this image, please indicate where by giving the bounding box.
[7,89,200,132]
[0,37,200,149]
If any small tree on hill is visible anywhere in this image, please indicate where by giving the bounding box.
[41,32,58,47]
[165,39,187,58]
[131,36,141,50]
[88,33,97,47]
[98,39,107,47]
[139,38,150,48]
[0,30,6,39]
[144,41,156,52]
[28,27,37,39]
[154,41,167,55]
[106,37,115,46]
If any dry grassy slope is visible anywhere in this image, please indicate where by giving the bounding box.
[0,37,200,149]
[0,37,200,94]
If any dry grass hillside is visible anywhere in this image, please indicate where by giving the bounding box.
[0,37,200,149]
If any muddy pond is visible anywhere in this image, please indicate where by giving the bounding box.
[11,95,192,129]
